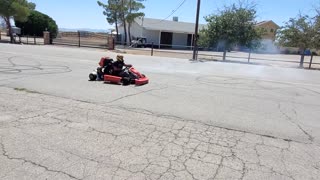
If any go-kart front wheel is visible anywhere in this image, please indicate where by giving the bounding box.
[122,77,131,86]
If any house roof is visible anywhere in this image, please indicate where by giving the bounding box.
[128,18,279,33]
[135,17,206,34]
[255,20,280,28]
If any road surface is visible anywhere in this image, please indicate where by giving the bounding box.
[0,44,320,179]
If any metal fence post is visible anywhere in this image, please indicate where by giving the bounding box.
[27,35,28,44]
[299,54,305,68]
[248,49,251,63]
[309,54,314,69]
[78,31,80,47]
[151,42,154,56]
[34,34,36,44]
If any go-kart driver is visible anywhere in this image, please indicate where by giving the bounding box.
[112,55,125,76]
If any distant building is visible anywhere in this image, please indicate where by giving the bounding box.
[118,17,206,48]
[255,20,280,41]
[255,21,280,53]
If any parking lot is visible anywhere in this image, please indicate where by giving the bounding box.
[1,44,320,179]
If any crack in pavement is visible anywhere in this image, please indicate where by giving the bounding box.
[278,103,314,142]
[109,105,304,145]
[4,85,317,146]
[0,138,82,180]
[0,86,320,179]
[105,85,169,104]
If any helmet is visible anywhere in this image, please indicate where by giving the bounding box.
[116,55,124,62]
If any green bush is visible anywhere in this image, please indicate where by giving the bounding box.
[15,10,58,38]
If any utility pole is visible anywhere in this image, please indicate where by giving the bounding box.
[192,0,201,60]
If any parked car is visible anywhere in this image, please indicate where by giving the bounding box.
[131,37,148,48]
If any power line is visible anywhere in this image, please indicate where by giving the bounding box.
[163,0,187,20]
[150,0,187,24]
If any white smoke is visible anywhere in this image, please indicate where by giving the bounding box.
[257,39,280,54]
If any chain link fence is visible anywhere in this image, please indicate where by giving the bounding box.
[0,31,44,45]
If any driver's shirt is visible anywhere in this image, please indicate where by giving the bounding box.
[113,61,124,71]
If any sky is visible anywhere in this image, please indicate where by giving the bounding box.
[29,0,319,31]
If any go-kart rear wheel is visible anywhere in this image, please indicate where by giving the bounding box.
[89,73,97,81]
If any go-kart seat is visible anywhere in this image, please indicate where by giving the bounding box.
[99,57,113,67]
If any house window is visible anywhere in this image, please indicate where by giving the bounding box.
[270,29,274,33]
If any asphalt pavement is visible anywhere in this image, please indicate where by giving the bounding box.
[0,44,320,180]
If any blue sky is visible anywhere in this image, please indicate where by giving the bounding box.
[30,0,319,30]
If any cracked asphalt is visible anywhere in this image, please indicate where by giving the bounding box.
[1,44,320,179]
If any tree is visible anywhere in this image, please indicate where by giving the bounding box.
[97,0,121,38]
[200,2,262,60]
[314,4,320,49]
[0,0,35,43]
[314,17,320,50]
[98,0,128,44]
[15,10,58,38]
[198,30,210,48]
[277,14,319,67]
[98,0,145,45]
[126,0,145,43]
[120,0,128,44]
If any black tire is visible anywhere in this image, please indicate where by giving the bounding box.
[122,77,130,86]
[89,73,97,81]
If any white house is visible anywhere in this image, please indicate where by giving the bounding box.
[118,17,280,51]
[118,17,206,49]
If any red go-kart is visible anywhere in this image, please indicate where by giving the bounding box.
[89,57,149,86]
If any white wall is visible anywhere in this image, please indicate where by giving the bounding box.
[144,30,160,45]
[172,33,188,48]
[130,21,143,39]
[118,22,189,48]
[118,21,143,44]
[117,25,125,44]
[118,23,161,45]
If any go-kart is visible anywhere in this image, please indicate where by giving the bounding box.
[89,57,149,86]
